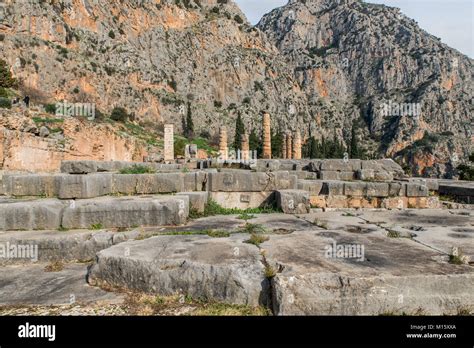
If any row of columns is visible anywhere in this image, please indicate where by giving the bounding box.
[219,112,302,160]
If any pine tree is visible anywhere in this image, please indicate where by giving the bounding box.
[0,59,16,88]
[185,101,194,139]
[233,112,245,150]
[350,124,360,159]
[181,114,187,136]
[249,129,262,157]
[271,131,283,158]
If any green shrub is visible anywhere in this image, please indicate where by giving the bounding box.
[44,104,57,114]
[0,97,11,109]
[110,107,129,122]
[119,165,156,174]
[0,59,16,88]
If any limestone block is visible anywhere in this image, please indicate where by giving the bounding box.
[321,181,344,196]
[366,182,389,197]
[319,171,340,180]
[62,196,189,229]
[0,199,65,230]
[344,182,367,196]
[58,174,113,199]
[177,192,209,213]
[406,183,429,197]
[297,180,323,195]
[276,190,310,214]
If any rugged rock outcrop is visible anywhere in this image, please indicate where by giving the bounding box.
[0,0,472,177]
[257,0,473,177]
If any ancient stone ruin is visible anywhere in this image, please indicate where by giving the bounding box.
[1,147,473,316]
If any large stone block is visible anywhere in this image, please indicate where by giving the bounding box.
[319,171,340,180]
[3,174,62,197]
[361,160,383,171]
[321,181,345,196]
[406,183,429,197]
[183,172,208,192]
[338,171,355,181]
[356,169,374,181]
[58,174,113,199]
[374,170,394,181]
[111,174,184,195]
[276,190,310,214]
[366,183,389,197]
[208,171,293,192]
[344,182,367,196]
[297,180,324,195]
[88,234,268,306]
[0,199,65,230]
[62,196,189,229]
[320,160,353,172]
[177,192,209,213]
[60,160,98,174]
[325,195,349,208]
[389,182,405,196]
[209,192,274,210]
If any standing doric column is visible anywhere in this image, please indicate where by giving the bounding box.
[286,132,293,160]
[293,131,302,160]
[241,133,250,161]
[282,134,287,159]
[219,126,228,160]
[164,124,174,163]
[262,112,272,159]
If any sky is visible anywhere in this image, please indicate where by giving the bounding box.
[234,0,473,58]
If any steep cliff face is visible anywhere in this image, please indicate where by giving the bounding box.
[0,0,472,177]
[258,0,473,177]
[0,0,307,135]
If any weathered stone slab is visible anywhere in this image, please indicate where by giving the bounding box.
[344,182,367,196]
[338,172,355,181]
[88,234,268,306]
[0,263,123,306]
[2,174,62,197]
[406,183,429,197]
[264,231,474,315]
[321,159,359,172]
[58,174,113,199]
[0,199,65,231]
[366,183,390,197]
[361,160,383,171]
[276,190,310,214]
[319,171,340,180]
[321,181,344,196]
[208,171,294,192]
[0,229,140,264]
[374,170,394,181]
[111,173,184,195]
[60,160,98,174]
[356,169,375,181]
[297,180,323,195]
[210,192,274,210]
[62,196,189,229]
[177,192,209,213]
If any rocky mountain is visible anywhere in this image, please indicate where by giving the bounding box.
[0,0,307,136]
[258,0,473,177]
[0,0,472,177]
